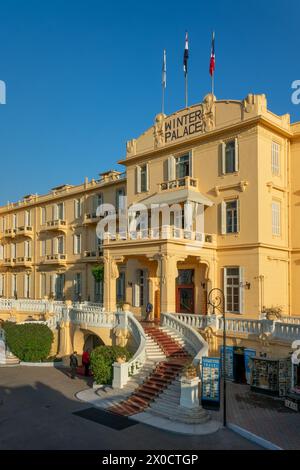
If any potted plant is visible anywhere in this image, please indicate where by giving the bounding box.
[183,362,198,379]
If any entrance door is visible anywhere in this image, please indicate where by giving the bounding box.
[176,285,194,313]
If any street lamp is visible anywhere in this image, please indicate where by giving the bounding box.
[207,287,226,427]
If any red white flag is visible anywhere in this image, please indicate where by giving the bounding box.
[209,31,215,76]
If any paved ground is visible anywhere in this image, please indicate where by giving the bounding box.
[211,381,300,450]
[0,367,260,450]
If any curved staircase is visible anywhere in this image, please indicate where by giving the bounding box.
[108,324,193,417]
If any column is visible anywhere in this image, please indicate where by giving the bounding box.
[160,254,179,313]
[103,254,123,312]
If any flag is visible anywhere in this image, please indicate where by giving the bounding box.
[209,31,215,76]
[183,31,189,76]
[162,49,166,89]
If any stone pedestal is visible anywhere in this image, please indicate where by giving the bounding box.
[180,376,201,409]
[112,362,129,389]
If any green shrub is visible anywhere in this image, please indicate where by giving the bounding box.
[91,265,104,282]
[90,345,131,384]
[2,321,53,362]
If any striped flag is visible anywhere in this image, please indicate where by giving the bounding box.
[162,49,166,89]
[183,31,189,76]
[209,31,215,76]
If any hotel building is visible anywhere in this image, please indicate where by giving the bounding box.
[1,92,300,321]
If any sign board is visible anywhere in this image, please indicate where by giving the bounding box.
[285,398,299,412]
[244,348,256,384]
[201,357,221,410]
[0,339,6,364]
[220,345,234,381]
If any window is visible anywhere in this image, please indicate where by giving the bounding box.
[92,193,102,215]
[54,202,64,220]
[224,267,244,313]
[55,273,65,300]
[94,278,103,303]
[74,273,81,300]
[0,274,4,297]
[24,240,31,258]
[271,142,280,175]
[140,165,148,192]
[41,239,46,257]
[11,274,17,297]
[221,199,239,234]
[116,188,126,210]
[0,217,3,233]
[73,234,81,254]
[74,199,82,218]
[136,164,149,193]
[221,139,239,174]
[11,243,17,259]
[12,213,17,229]
[272,201,281,236]
[175,154,190,178]
[0,244,3,260]
[41,207,46,225]
[116,271,126,303]
[40,273,46,298]
[25,210,31,227]
[24,273,31,298]
[56,236,65,254]
[133,269,147,307]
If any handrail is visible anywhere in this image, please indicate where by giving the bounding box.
[161,312,208,366]
[112,311,147,389]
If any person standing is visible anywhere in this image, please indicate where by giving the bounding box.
[70,351,78,379]
[82,349,91,377]
[145,302,153,322]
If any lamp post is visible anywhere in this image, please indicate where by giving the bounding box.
[207,287,226,427]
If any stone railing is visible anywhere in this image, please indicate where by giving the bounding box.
[69,308,117,328]
[273,322,300,341]
[173,313,217,330]
[161,312,208,366]
[217,317,274,336]
[112,311,147,389]
[171,313,300,342]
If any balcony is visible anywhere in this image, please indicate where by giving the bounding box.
[3,257,16,267]
[4,228,17,239]
[16,226,33,238]
[40,220,67,232]
[159,176,198,192]
[82,248,104,262]
[104,227,216,246]
[41,254,67,265]
[83,213,100,224]
[15,256,33,268]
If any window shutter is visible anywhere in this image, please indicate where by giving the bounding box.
[24,274,27,298]
[234,138,239,172]
[189,152,193,177]
[223,267,228,313]
[168,156,175,180]
[146,163,150,191]
[132,282,140,307]
[136,166,141,193]
[53,204,58,220]
[236,199,240,232]
[221,142,226,174]
[221,201,227,234]
[239,267,245,314]
[73,235,76,254]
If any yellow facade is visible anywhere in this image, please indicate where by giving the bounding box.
[1,92,300,320]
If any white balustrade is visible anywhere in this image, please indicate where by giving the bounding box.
[112,311,147,388]
[173,313,217,330]
[161,312,208,366]
[273,322,300,341]
[69,308,116,327]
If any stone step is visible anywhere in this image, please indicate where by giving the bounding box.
[148,407,211,424]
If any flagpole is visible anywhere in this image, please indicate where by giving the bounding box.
[185,73,188,108]
[162,85,165,114]
[211,73,214,96]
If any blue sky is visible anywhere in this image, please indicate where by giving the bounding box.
[0,0,298,204]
